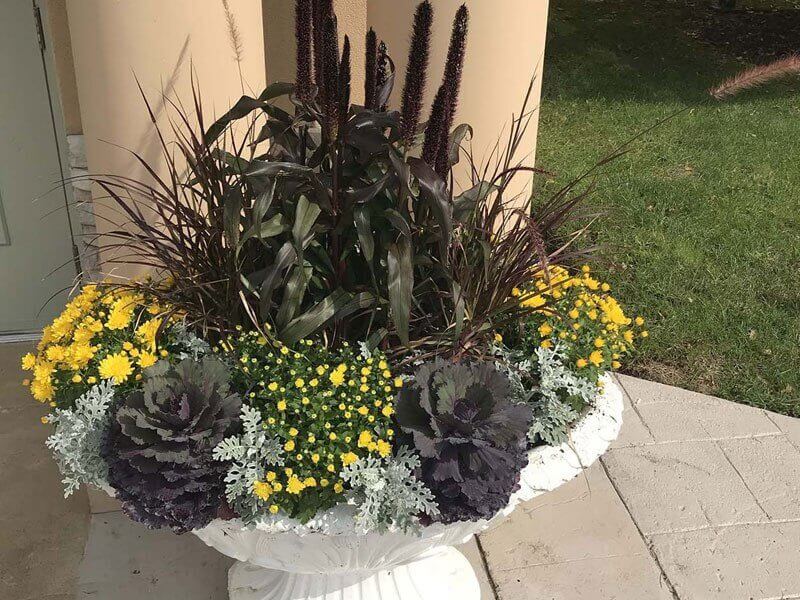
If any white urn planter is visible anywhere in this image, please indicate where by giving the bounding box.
[192,376,624,600]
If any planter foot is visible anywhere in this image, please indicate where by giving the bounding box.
[228,546,480,600]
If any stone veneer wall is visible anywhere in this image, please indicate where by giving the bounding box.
[66,134,98,276]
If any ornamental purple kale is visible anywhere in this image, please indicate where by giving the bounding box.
[395,359,531,524]
[102,358,241,534]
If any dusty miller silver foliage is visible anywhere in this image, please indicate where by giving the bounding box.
[44,381,116,497]
[528,345,599,445]
[172,323,211,360]
[491,342,599,446]
[213,404,284,525]
[340,447,438,534]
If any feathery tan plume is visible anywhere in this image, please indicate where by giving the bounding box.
[710,55,800,100]
[221,0,244,67]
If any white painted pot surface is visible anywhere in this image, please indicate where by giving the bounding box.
[191,376,624,599]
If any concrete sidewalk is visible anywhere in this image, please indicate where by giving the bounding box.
[2,342,799,599]
[480,374,800,599]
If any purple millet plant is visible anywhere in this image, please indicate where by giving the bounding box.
[295,0,313,102]
[338,35,352,135]
[321,14,341,137]
[312,0,333,99]
[422,4,469,177]
[400,1,433,146]
[364,28,378,110]
[374,41,389,111]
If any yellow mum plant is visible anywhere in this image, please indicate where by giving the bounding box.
[222,331,398,522]
[21,285,179,408]
[514,265,647,383]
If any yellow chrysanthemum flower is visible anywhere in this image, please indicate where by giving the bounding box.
[30,377,55,402]
[286,476,306,495]
[341,452,358,466]
[329,368,345,387]
[137,351,158,369]
[521,295,546,309]
[98,352,133,383]
[105,300,134,330]
[376,439,391,458]
[135,317,162,350]
[21,353,37,371]
[253,480,273,501]
[357,431,373,448]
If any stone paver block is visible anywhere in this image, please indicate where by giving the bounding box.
[639,397,779,443]
[618,374,781,442]
[78,512,233,599]
[459,538,496,600]
[650,522,800,600]
[602,441,768,534]
[616,374,719,406]
[86,485,123,514]
[611,376,655,448]
[767,410,800,449]
[718,435,800,521]
[479,463,669,599]
[489,554,674,600]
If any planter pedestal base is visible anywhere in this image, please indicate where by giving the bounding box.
[228,546,480,600]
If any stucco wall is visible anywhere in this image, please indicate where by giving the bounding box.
[65,0,266,269]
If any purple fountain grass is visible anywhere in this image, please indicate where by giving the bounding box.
[710,54,800,100]
[422,4,469,177]
[441,4,469,124]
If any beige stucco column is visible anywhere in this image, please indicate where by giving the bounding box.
[369,0,549,195]
[65,0,266,269]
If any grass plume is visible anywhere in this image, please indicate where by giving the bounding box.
[710,55,800,100]
[221,0,245,91]
[365,28,378,110]
[295,0,314,102]
[401,1,433,145]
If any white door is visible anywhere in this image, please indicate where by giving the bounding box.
[0,0,79,334]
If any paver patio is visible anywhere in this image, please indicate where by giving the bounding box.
[2,342,798,599]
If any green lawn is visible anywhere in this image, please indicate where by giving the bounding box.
[536,0,800,415]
